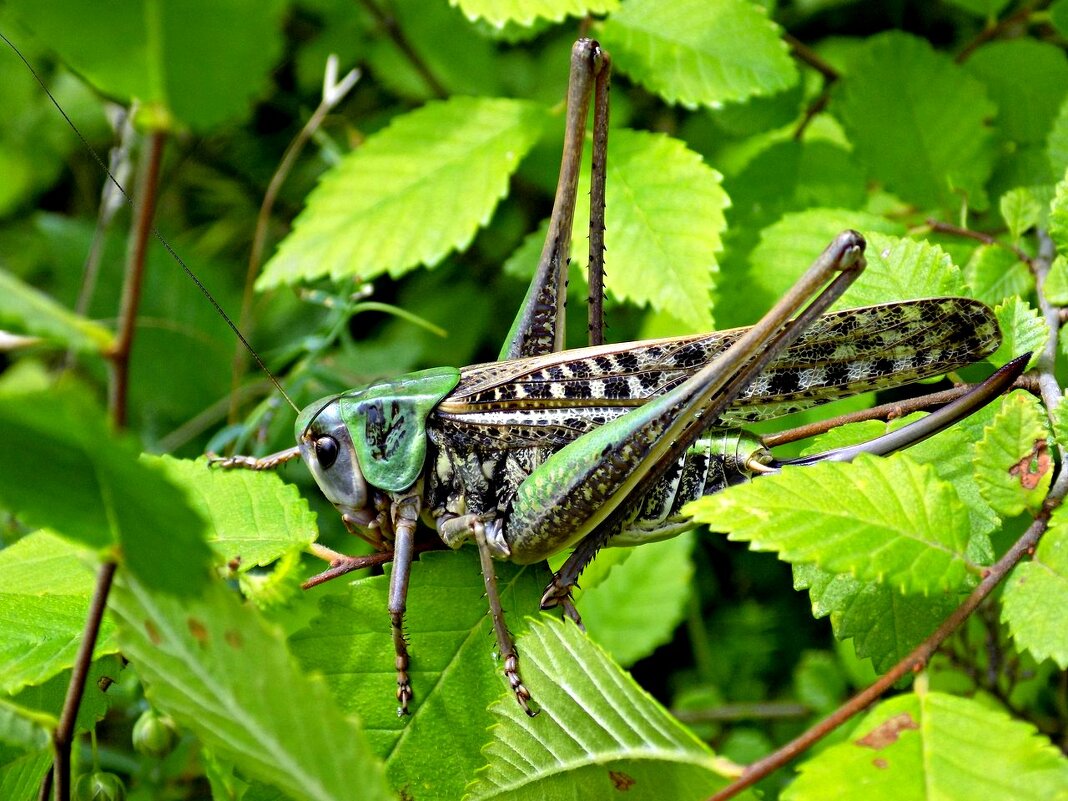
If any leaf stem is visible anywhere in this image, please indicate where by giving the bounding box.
[357,0,448,99]
[955,3,1040,64]
[924,218,1033,267]
[51,560,118,801]
[761,374,1038,448]
[108,129,167,430]
[706,455,1068,801]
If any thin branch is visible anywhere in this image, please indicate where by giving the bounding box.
[51,560,117,801]
[955,3,1040,63]
[108,130,166,429]
[925,218,1033,266]
[707,471,1068,801]
[356,0,447,99]
[784,35,840,140]
[673,702,811,724]
[761,375,1039,448]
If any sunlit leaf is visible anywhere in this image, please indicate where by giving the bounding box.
[784,692,1068,800]
[600,0,797,108]
[260,97,547,288]
[451,0,617,27]
[1002,515,1068,668]
[467,617,743,800]
[687,453,974,593]
[974,391,1051,517]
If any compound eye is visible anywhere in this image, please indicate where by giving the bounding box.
[314,436,339,469]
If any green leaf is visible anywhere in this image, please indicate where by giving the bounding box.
[990,297,1048,368]
[832,31,996,209]
[467,617,741,800]
[1049,169,1068,255]
[965,245,1034,306]
[0,268,114,354]
[575,533,694,667]
[1043,255,1068,306]
[0,390,210,596]
[0,746,51,801]
[687,453,974,594]
[974,391,1051,517]
[966,40,1068,145]
[1052,0,1068,37]
[784,691,1068,800]
[842,233,968,308]
[1002,514,1068,668]
[289,550,550,798]
[0,531,119,695]
[152,456,317,572]
[795,564,960,673]
[746,209,903,306]
[0,699,52,750]
[450,0,617,27]
[259,97,547,289]
[571,129,728,330]
[1000,187,1043,241]
[7,0,287,131]
[1048,95,1068,179]
[110,573,393,801]
[600,0,797,108]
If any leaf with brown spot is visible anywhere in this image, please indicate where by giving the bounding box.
[1008,440,1051,490]
[186,617,208,644]
[975,391,1051,517]
[855,712,918,750]
[609,770,636,791]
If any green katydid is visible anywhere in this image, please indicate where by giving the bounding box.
[212,39,1023,717]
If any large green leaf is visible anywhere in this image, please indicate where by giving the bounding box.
[687,453,975,594]
[467,617,745,801]
[600,0,797,108]
[259,97,548,288]
[964,245,1034,306]
[965,40,1068,145]
[1002,513,1068,669]
[0,268,113,354]
[0,746,51,801]
[451,0,617,27]
[746,209,903,307]
[784,691,1068,800]
[570,129,728,330]
[1050,168,1068,255]
[0,389,210,596]
[110,574,393,801]
[575,532,694,667]
[152,456,317,572]
[7,0,286,131]
[833,31,996,209]
[794,564,959,674]
[0,531,119,695]
[840,232,968,308]
[289,550,549,799]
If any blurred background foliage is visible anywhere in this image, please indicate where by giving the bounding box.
[1,0,1067,799]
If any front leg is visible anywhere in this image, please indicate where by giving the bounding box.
[388,493,420,715]
[436,513,535,715]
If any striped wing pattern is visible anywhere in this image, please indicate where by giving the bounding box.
[434,298,999,448]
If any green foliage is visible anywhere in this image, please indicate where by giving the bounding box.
[1,2,1067,800]
[784,690,1068,800]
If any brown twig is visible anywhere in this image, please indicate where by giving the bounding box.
[925,218,1033,266]
[761,375,1039,448]
[107,130,166,429]
[784,35,840,140]
[52,561,117,801]
[357,0,447,99]
[673,702,811,724]
[955,3,1040,63]
[707,471,1068,801]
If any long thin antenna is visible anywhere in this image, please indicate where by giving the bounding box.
[1,30,300,413]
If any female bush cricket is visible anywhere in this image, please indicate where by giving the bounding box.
[206,39,1023,716]
[0,24,1020,718]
